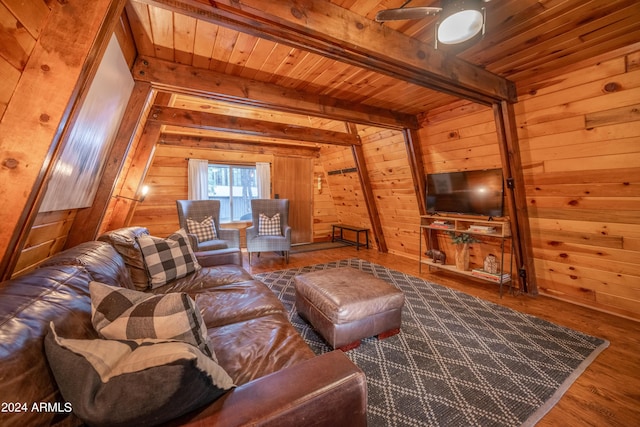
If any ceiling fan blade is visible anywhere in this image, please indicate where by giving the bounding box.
[375,6,442,22]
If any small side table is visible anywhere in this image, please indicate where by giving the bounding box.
[331,224,369,250]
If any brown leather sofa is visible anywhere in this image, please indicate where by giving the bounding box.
[0,227,367,427]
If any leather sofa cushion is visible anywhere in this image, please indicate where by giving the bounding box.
[209,313,314,386]
[100,227,252,293]
[39,240,134,289]
[98,226,151,290]
[0,265,96,427]
[195,280,286,328]
[148,264,254,295]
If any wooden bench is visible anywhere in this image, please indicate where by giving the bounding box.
[331,224,369,250]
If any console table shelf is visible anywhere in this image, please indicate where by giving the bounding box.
[419,215,515,296]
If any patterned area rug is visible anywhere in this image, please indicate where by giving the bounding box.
[254,259,609,427]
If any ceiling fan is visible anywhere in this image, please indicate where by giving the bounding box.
[375,0,490,46]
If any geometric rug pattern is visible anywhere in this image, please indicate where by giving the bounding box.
[254,259,609,427]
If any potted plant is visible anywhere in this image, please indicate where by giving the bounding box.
[448,232,478,271]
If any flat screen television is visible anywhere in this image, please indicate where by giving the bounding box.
[426,168,504,217]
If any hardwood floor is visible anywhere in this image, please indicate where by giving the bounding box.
[245,247,640,427]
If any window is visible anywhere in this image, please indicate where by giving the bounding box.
[208,164,257,222]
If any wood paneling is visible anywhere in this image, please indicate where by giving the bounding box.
[418,104,516,278]
[516,48,640,320]
[128,144,321,242]
[312,159,338,242]
[128,145,271,236]
[318,144,377,250]
[359,125,418,256]
[0,0,127,279]
[273,157,313,244]
[12,209,76,278]
[416,47,640,320]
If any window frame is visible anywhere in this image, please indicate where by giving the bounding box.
[207,163,257,224]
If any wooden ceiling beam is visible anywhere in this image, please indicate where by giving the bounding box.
[159,134,321,157]
[148,105,360,146]
[133,56,418,130]
[139,0,516,105]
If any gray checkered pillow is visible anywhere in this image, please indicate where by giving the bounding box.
[186,216,217,242]
[258,212,282,236]
[90,281,214,359]
[137,229,200,288]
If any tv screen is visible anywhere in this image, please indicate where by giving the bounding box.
[426,169,504,217]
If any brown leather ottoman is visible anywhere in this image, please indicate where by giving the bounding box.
[294,267,405,351]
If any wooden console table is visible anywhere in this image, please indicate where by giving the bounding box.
[331,224,369,250]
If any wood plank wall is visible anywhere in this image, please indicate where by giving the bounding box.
[4,2,137,276]
[3,0,54,277]
[359,126,419,257]
[516,48,640,320]
[417,48,640,321]
[318,144,378,250]
[418,103,514,275]
[11,210,76,278]
[127,144,327,248]
[312,158,339,242]
[128,145,274,240]
[0,0,49,120]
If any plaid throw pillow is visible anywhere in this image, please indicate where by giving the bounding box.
[137,229,200,288]
[186,216,217,242]
[258,213,282,236]
[90,281,214,358]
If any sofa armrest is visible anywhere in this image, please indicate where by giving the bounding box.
[174,350,367,427]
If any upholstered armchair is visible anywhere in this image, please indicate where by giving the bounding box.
[246,199,291,264]
[176,200,240,251]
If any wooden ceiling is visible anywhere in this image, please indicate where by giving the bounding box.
[124,0,640,140]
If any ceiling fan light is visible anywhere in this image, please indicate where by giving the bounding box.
[437,0,485,45]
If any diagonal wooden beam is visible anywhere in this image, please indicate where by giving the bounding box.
[141,0,516,104]
[493,101,537,294]
[103,121,162,231]
[346,123,387,252]
[148,105,360,146]
[133,56,418,130]
[403,128,434,252]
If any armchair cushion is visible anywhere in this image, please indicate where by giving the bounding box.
[137,229,201,287]
[90,281,214,358]
[45,323,234,427]
[176,200,240,250]
[258,213,282,236]
[187,216,218,242]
